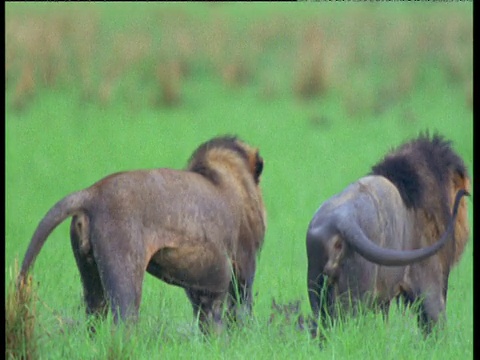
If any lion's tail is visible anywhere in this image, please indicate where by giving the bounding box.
[17,189,93,287]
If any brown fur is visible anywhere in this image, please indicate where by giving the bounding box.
[307,132,470,338]
[18,136,266,333]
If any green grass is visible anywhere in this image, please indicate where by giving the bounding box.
[5,3,472,359]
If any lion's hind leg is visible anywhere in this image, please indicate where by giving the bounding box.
[70,215,107,320]
[90,227,147,324]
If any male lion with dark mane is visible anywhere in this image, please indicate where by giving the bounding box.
[306,132,470,338]
[18,135,266,333]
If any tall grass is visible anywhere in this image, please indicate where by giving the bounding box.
[5,3,472,359]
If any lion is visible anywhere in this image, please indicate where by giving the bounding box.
[306,132,470,338]
[18,135,266,333]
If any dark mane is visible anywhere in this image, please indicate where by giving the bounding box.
[371,155,422,209]
[187,135,248,184]
[371,132,468,212]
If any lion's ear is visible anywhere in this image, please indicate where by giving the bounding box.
[254,151,263,183]
[452,170,470,193]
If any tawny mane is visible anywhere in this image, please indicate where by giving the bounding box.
[187,135,262,185]
[187,136,245,182]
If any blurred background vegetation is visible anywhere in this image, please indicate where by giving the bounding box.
[6,2,472,116]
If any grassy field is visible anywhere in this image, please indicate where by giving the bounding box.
[5,3,472,359]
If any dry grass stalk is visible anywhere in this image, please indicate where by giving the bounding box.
[156,60,183,107]
[222,61,250,87]
[293,25,327,100]
[5,259,39,360]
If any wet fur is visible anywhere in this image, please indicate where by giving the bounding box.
[307,132,470,337]
[18,136,266,333]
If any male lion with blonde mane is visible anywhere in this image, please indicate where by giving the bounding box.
[18,135,266,333]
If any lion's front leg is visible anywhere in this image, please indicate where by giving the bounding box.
[185,288,226,335]
[226,269,255,325]
[228,257,256,322]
